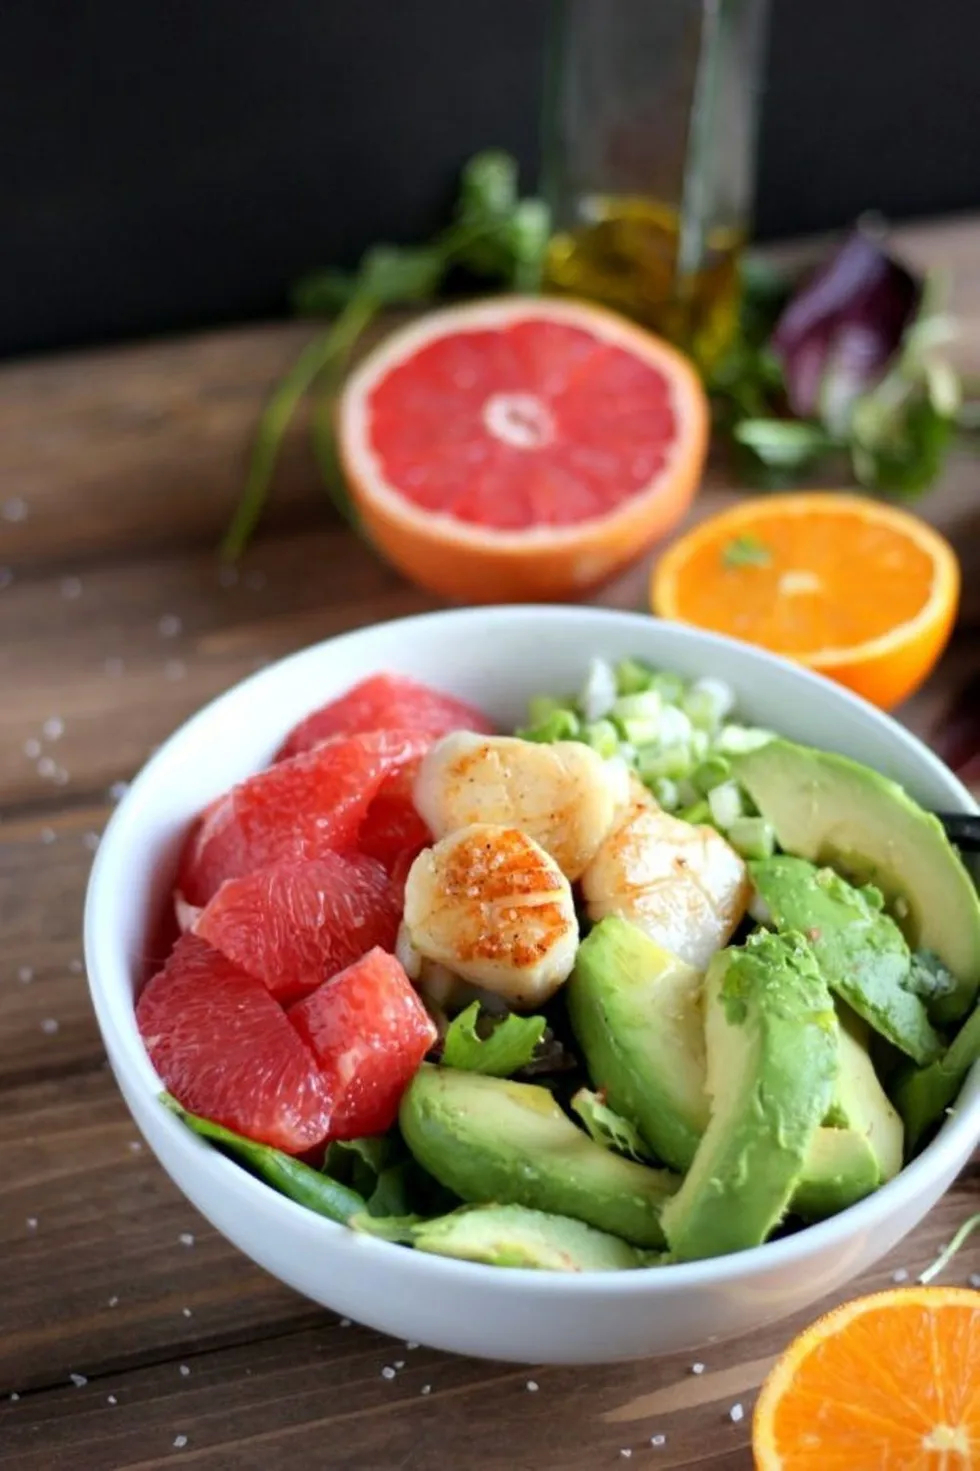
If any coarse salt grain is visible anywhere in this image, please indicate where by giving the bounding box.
[158,614,182,638]
[52,765,70,785]
[108,1296,119,1307]
[42,716,65,740]
[650,1434,666,1447]
[179,1365,190,1377]
[3,497,28,522]
[40,1018,59,1035]
[69,958,84,973]
[691,1362,705,1375]
[620,1450,633,1459]
[394,1360,405,1370]
[405,1341,419,1350]
[525,1380,539,1392]
[60,577,82,600]
[420,1384,431,1396]
[9,1392,20,1402]
[18,966,33,983]
[179,1233,194,1247]
[892,1268,909,1283]
[70,1373,88,1388]
[37,756,57,778]
[970,1274,980,1289]
[729,1403,745,1424]
[109,781,129,803]
[129,1140,143,1152]
[339,1318,351,1328]
[381,1367,396,1380]
[26,1216,37,1230]
[107,1395,117,1406]
[83,832,100,852]
[173,1434,188,1449]
[23,738,42,759]
[182,1307,192,1317]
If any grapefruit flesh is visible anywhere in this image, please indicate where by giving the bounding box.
[193,855,402,1004]
[275,672,493,761]
[338,297,709,602]
[288,947,438,1139]
[178,729,426,906]
[137,934,332,1153]
[357,759,432,873]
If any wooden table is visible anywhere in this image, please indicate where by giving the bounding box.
[2,216,978,1471]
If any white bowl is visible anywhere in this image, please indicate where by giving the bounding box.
[84,607,980,1364]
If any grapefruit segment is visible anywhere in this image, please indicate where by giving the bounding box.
[275,672,493,761]
[338,297,709,603]
[178,729,427,906]
[136,934,332,1153]
[193,855,402,1003]
[357,758,432,873]
[288,948,437,1139]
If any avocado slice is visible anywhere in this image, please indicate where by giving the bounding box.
[567,917,709,1171]
[355,1202,648,1271]
[749,855,942,1065]
[661,931,838,1261]
[793,1128,880,1221]
[734,740,980,1024]
[399,1065,678,1248]
[826,1006,904,1180]
[891,999,980,1153]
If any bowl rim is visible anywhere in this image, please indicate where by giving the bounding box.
[84,604,980,1293]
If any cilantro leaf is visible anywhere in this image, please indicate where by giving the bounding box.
[722,533,773,569]
[570,1088,650,1162]
[442,1002,546,1077]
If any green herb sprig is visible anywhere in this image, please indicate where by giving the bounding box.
[221,152,550,559]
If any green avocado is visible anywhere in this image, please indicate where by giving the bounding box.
[734,740,980,1024]
[891,999,980,1153]
[567,917,709,1171]
[792,1128,880,1221]
[355,1202,648,1271]
[826,1006,904,1180]
[399,1065,678,1248]
[749,855,941,1065]
[661,931,838,1261]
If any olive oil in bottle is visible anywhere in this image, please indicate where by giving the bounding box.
[541,0,768,373]
[545,195,745,372]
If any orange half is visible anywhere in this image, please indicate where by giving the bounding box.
[753,1287,980,1470]
[651,492,960,709]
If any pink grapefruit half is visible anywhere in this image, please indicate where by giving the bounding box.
[337,297,709,603]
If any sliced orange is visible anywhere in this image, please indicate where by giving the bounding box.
[337,297,709,604]
[651,492,960,709]
[753,1287,980,1470]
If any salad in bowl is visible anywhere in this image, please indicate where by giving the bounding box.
[132,641,980,1276]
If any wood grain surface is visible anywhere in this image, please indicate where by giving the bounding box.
[1,217,978,1470]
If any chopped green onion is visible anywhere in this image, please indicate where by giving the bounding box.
[614,658,656,696]
[727,816,776,859]
[650,777,680,810]
[693,756,733,795]
[612,691,663,725]
[636,744,695,782]
[679,799,712,825]
[579,657,618,722]
[581,719,621,758]
[708,780,744,830]
[526,694,564,725]
[715,724,775,755]
[518,709,580,742]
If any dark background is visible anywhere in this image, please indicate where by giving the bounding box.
[3,0,979,359]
